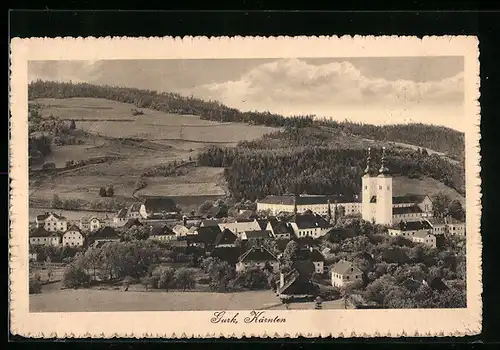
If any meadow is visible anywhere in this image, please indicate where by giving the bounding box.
[29,285,346,312]
[29,98,277,211]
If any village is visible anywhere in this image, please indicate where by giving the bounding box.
[29,149,466,310]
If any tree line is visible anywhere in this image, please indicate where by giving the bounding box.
[28,80,464,159]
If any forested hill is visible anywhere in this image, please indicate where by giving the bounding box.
[29,80,464,160]
[197,127,465,201]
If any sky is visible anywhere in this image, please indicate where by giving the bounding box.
[28,57,465,131]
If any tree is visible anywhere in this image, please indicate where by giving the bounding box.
[448,200,465,221]
[153,266,175,291]
[174,268,197,291]
[51,194,63,209]
[99,187,107,197]
[29,273,42,294]
[106,185,114,197]
[282,240,299,268]
[69,119,76,129]
[208,258,235,292]
[432,192,451,218]
[62,262,90,289]
[198,200,214,216]
[233,267,269,290]
[82,247,102,281]
[141,276,154,291]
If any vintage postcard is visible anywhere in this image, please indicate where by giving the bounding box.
[9,36,481,338]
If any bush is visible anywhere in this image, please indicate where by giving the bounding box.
[62,263,90,289]
[29,273,42,294]
[51,194,63,209]
[106,186,114,197]
[233,267,269,290]
[152,266,175,291]
[174,268,197,291]
[99,187,107,197]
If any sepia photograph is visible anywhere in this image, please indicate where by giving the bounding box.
[9,36,481,338]
[26,56,467,312]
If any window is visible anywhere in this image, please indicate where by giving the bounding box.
[364,186,367,190]
[379,186,382,190]
[387,186,390,190]
[346,276,350,280]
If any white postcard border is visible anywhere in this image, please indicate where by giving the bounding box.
[9,36,482,338]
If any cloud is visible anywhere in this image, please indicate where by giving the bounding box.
[192,58,464,110]
[28,61,103,84]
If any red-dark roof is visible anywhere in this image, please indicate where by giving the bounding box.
[214,228,237,246]
[393,205,423,215]
[268,218,294,236]
[29,227,53,238]
[394,220,432,231]
[331,260,362,275]
[291,213,331,229]
[92,226,119,239]
[238,246,278,263]
[211,246,242,265]
[243,230,273,239]
[296,248,325,262]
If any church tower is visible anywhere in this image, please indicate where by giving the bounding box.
[375,147,393,225]
[361,148,376,222]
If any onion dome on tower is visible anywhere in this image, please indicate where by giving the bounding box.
[379,147,390,175]
[364,148,372,175]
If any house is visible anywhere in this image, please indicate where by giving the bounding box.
[266,218,294,239]
[126,203,142,219]
[218,220,262,238]
[236,246,279,273]
[35,212,68,232]
[29,227,61,246]
[445,216,466,237]
[140,196,179,219]
[411,231,437,248]
[387,220,432,238]
[331,260,363,288]
[289,211,332,238]
[257,194,361,217]
[213,228,237,247]
[122,218,144,230]
[113,208,129,227]
[296,247,326,274]
[277,260,317,298]
[200,219,221,228]
[240,230,274,241]
[149,225,176,242]
[173,224,192,237]
[425,217,447,235]
[62,225,85,247]
[78,216,104,232]
[193,226,222,251]
[89,226,120,245]
[392,205,428,223]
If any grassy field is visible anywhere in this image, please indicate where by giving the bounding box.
[30,288,282,312]
[29,98,277,211]
[30,285,347,312]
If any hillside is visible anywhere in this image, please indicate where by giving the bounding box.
[28,82,465,211]
[28,98,276,212]
[29,80,465,161]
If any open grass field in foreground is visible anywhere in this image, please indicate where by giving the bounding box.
[30,287,347,312]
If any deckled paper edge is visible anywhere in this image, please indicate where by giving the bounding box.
[9,35,482,339]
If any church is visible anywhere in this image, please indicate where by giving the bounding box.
[361,147,433,225]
